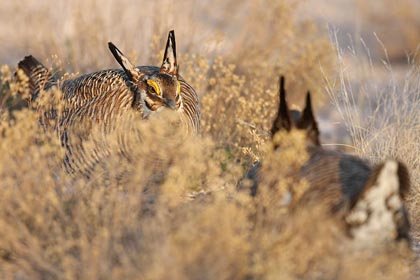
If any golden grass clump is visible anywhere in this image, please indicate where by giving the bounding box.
[249,132,335,279]
[0,66,29,114]
[260,133,412,279]
[253,130,310,208]
[0,93,249,278]
[245,130,414,279]
[0,89,416,278]
[258,204,413,280]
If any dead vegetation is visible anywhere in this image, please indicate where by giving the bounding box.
[0,0,419,279]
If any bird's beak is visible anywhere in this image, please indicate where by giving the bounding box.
[164,99,176,110]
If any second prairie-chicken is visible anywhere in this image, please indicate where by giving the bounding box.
[243,76,411,247]
[17,30,200,175]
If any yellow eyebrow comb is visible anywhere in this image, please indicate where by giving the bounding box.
[146,80,161,95]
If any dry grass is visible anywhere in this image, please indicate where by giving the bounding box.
[326,32,420,243]
[0,104,414,279]
[0,0,419,279]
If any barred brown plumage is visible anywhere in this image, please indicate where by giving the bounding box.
[16,30,200,175]
[243,75,411,246]
[16,55,57,103]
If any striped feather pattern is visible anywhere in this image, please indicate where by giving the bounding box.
[58,85,138,175]
[298,147,371,210]
[57,66,199,175]
[61,69,133,108]
[16,55,57,102]
[178,78,200,134]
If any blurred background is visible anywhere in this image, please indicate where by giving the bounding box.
[1,0,419,65]
[0,0,420,142]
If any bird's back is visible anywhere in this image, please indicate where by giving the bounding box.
[298,148,371,209]
[61,68,132,108]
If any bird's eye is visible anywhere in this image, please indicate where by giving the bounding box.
[146,80,161,95]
